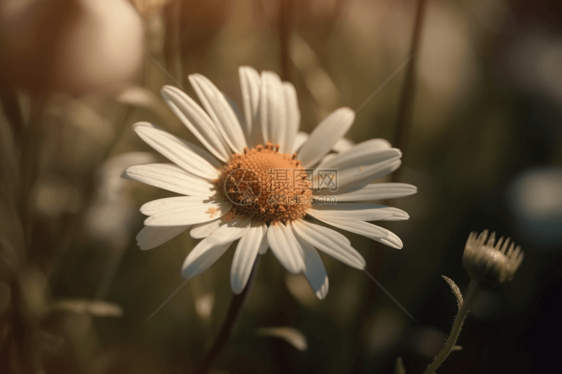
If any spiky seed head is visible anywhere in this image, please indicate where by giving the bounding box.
[463,230,524,285]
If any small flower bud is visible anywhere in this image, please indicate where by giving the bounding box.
[463,230,524,285]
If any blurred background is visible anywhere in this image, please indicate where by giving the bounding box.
[1,0,561,373]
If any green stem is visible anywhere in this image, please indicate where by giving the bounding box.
[194,255,261,374]
[0,83,24,147]
[423,280,482,374]
[278,0,294,82]
[392,0,428,180]
[19,97,45,247]
[348,1,429,371]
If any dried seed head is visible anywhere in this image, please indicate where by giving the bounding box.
[463,230,524,285]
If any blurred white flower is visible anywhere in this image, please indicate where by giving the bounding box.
[124,67,416,299]
[508,168,562,245]
[194,293,215,320]
[0,0,144,94]
[87,152,155,248]
[130,0,170,19]
[506,30,562,105]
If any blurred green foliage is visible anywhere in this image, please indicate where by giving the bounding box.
[1,0,561,373]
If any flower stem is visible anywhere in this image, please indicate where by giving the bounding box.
[278,0,294,81]
[194,255,261,374]
[0,83,24,147]
[348,1,428,371]
[19,97,45,246]
[392,0,428,179]
[423,280,482,374]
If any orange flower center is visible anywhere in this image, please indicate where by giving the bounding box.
[216,142,312,224]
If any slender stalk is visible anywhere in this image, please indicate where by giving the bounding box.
[392,0,428,182]
[0,83,24,147]
[19,97,45,246]
[423,280,482,374]
[278,0,294,81]
[47,105,135,282]
[172,0,185,88]
[349,1,429,371]
[163,0,184,87]
[94,243,127,300]
[194,255,261,374]
[10,95,46,373]
[10,275,42,374]
[98,105,134,162]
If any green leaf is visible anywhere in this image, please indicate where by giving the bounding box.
[442,275,463,309]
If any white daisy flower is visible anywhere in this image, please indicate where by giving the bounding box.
[123,66,416,299]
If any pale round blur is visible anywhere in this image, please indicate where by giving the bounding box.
[0,0,144,94]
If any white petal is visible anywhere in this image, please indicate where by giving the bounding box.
[311,217,403,249]
[318,145,401,170]
[181,239,229,280]
[298,107,355,168]
[332,137,355,153]
[292,229,329,299]
[231,221,266,294]
[337,159,402,190]
[258,228,269,254]
[160,86,231,162]
[291,220,365,269]
[181,218,250,279]
[143,197,231,226]
[319,153,337,165]
[133,122,220,180]
[190,219,221,239]
[339,138,391,154]
[141,196,211,215]
[206,217,251,245]
[224,93,246,135]
[259,72,287,148]
[123,163,214,196]
[366,138,391,150]
[316,183,417,201]
[307,203,409,222]
[189,74,247,153]
[136,225,189,250]
[295,135,358,160]
[239,66,262,147]
[300,217,351,245]
[281,82,300,153]
[292,132,309,153]
[267,221,304,274]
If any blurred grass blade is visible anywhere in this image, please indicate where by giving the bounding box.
[48,96,114,145]
[257,327,308,351]
[394,357,406,374]
[117,85,171,119]
[290,34,340,111]
[50,299,124,317]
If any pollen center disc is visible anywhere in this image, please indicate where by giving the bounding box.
[216,142,313,224]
